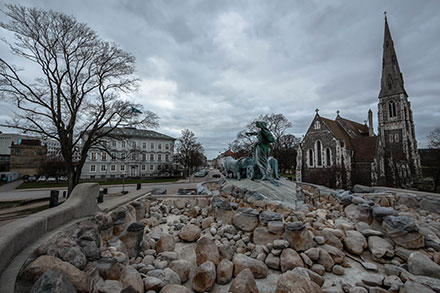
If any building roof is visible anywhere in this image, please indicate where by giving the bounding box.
[100,127,175,140]
[352,136,378,162]
[379,15,407,98]
[339,117,369,136]
[320,117,355,150]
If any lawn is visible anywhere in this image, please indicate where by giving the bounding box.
[16,177,181,190]
[280,174,296,180]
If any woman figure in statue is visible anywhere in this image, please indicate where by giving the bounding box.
[246,121,275,180]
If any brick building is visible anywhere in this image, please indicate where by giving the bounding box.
[9,139,47,176]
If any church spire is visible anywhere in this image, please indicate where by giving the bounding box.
[379,13,406,98]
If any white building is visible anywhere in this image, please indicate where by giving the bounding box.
[81,127,175,179]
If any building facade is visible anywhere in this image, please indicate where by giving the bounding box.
[297,16,420,189]
[9,139,47,176]
[81,127,175,179]
[0,133,34,171]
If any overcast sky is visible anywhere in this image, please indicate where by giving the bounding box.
[0,0,439,159]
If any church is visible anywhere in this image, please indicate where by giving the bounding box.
[296,15,421,189]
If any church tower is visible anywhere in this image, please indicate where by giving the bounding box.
[377,14,421,185]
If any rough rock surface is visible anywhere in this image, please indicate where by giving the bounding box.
[217,259,234,285]
[178,224,201,242]
[275,271,322,293]
[408,252,440,279]
[29,270,76,293]
[229,268,259,293]
[280,248,304,272]
[233,254,268,279]
[192,261,216,293]
[195,237,220,266]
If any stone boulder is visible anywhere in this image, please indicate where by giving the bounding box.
[353,184,374,193]
[268,221,285,235]
[265,253,280,270]
[280,248,304,273]
[382,216,424,249]
[192,261,216,293]
[156,234,175,253]
[368,236,394,259]
[419,198,440,214]
[217,259,234,285]
[21,255,90,292]
[160,284,192,293]
[196,237,220,266]
[119,222,145,258]
[233,254,268,279]
[253,227,281,245]
[275,271,322,293]
[229,268,259,293]
[317,248,334,272]
[121,265,144,293]
[179,224,201,242]
[259,211,282,224]
[29,270,76,293]
[343,230,367,255]
[99,280,123,292]
[284,221,315,251]
[169,260,191,283]
[408,252,440,279]
[372,206,398,223]
[233,208,259,232]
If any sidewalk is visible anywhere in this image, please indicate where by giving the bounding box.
[0,180,23,193]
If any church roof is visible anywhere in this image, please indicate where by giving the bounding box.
[338,118,369,136]
[379,15,407,98]
[320,117,354,150]
[352,136,378,162]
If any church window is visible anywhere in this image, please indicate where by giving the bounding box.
[326,148,331,167]
[316,140,322,167]
[314,121,321,130]
[308,149,314,167]
[388,101,397,118]
[389,134,394,143]
[395,134,399,142]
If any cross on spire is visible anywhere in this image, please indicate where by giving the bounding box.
[315,108,319,114]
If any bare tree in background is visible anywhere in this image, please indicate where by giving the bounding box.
[174,129,205,177]
[231,113,293,155]
[428,128,440,149]
[0,5,158,194]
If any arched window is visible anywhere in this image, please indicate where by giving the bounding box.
[308,149,314,167]
[316,141,322,167]
[395,134,399,142]
[389,134,394,143]
[326,148,331,167]
[388,101,396,118]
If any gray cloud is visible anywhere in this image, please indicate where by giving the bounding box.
[0,0,439,158]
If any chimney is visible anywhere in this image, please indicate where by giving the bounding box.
[368,109,374,136]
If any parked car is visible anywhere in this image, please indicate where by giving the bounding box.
[194,169,208,177]
[22,175,29,181]
[47,177,57,183]
[58,176,67,181]
[26,176,37,183]
[37,176,47,182]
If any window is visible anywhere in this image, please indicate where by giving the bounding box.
[112,141,116,147]
[158,165,162,170]
[166,154,169,161]
[314,121,321,130]
[143,142,147,149]
[308,149,314,167]
[150,154,154,161]
[101,165,106,172]
[15,149,21,155]
[142,165,146,171]
[389,134,394,143]
[133,141,136,148]
[142,153,146,161]
[316,141,322,167]
[111,165,116,172]
[111,153,116,161]
[158,154,162,161]
[150,165,154,171]
[121,152,126,160]
[326,148,331,167]
[102,152,107,161]
[131,153,136,160]
[158,143,162,150]
[389,101,397,118]
[165,144,169,150]
[122,141,126,148]
[150,142,154,149]
[90,165,96,172]
[395,134,399,142]
[91,152,96,161]
[120,164,125,171]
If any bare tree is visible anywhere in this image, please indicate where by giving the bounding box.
[0,5,158,194]
[428,128,440,149]
[231,113,293,155]
[174,129,204,177]
[273,134,300,173]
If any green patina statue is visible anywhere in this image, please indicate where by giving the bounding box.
[246,121,278,185]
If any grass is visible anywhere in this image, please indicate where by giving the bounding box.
[0,200,26,210]
[16,177,181,190]
[280,173,296,180]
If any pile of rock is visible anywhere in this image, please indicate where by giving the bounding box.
[16,180,440,293]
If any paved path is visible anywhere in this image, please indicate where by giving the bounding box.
[0,180,23,193]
